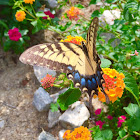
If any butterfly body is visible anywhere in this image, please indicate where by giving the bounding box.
[19,17,109,103]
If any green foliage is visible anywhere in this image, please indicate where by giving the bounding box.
[90,126,113,140]
[101,58,112,68]
[57,88,81,110]
[50,103,59,112]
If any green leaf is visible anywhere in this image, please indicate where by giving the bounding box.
[105,0,118,3]
[118,130,126,138]
[101,129,113,140]
[127,137,135,140]
[0,20,8,29]
[31,19,42,34]
[89,0,100,5]
[101,58,112,68]
[122,72,139,99]
[57,88,81,110]
[20,29,28,36]
[127,117,140,132]
[124,103,140,118]
[74,4,84,9]
[36,12,46,17]
[0,0,11,5]
[91,10,101,18]
[50,103,59,112]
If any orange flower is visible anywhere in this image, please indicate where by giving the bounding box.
[60,35,86,46]
[15,11,26,22]
[63,126,92,140]
[94,68,125,103]
[24,0,35,4]
[65,7,84,21]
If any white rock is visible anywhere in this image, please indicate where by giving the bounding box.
[59,129,66,140]
[47,0,58,8]
[33,87,53,112]
[48,109,61,128]
[0,119,5,128]
[59,101,90,129]
[33,66,56,84]
[38,131,56,140]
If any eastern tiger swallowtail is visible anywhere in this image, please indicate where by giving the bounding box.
[19,17,109,104]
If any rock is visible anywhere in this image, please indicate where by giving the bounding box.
[33,66,56,84]
[47,0,58,8]
[59,101,90,129]
[59,129,66,140]
[33,87,53,112]
[50,88,68,103]
[38,131,57,140]
[0,119,5,128]
[48,109,61,128]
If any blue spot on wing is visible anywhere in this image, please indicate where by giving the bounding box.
[74,72,80,81]
[81,78,86,87]
[67,66,72,70]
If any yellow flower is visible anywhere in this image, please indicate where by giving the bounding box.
[60,35,86,46]
[65,7,84,21]
[15,11,26,22]
[24,0,35,4]
[63,126,92,140]
[94,68,125,103]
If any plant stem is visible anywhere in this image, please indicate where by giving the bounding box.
[133,131,140,136]
[120,134,129,140]
[30,4,36,17]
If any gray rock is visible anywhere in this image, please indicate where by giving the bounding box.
[33,66,56,84]
[59,129,66,140]
[59,101,90,129]
[48,109,61,128]
[50,88,68,103]
[38,131,57,140]
[0,119,5,128]
[33,87,53,112]
[47,0,58,8]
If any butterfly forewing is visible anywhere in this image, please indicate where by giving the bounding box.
[19,42,94,76]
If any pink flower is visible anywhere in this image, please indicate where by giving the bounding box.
[95,120,104,129]
[42,11,54,19]
[8,28,21,41]
[95,109,102,115]
[130,50,139,56]
[41,74,56,89]
[107,115,113,120]
[117,115,126,127]
[117,121,122,127]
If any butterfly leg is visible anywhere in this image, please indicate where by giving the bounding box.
[89,89,98,118]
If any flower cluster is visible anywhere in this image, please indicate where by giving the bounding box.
[15,11,26,22]
[65,7,84,21]
[24,0,35,4]
[60,35,86,46]
[63,126,91,140]
[42,11,55,19]
[95,108,102,115]
[117,115,126,127]
[95,120,104,129]
[94,68,125,103]
[94,109,126,129]
[41,74,56,89]
[8,28,21,41]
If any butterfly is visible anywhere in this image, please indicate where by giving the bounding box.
[19,17,109,104]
